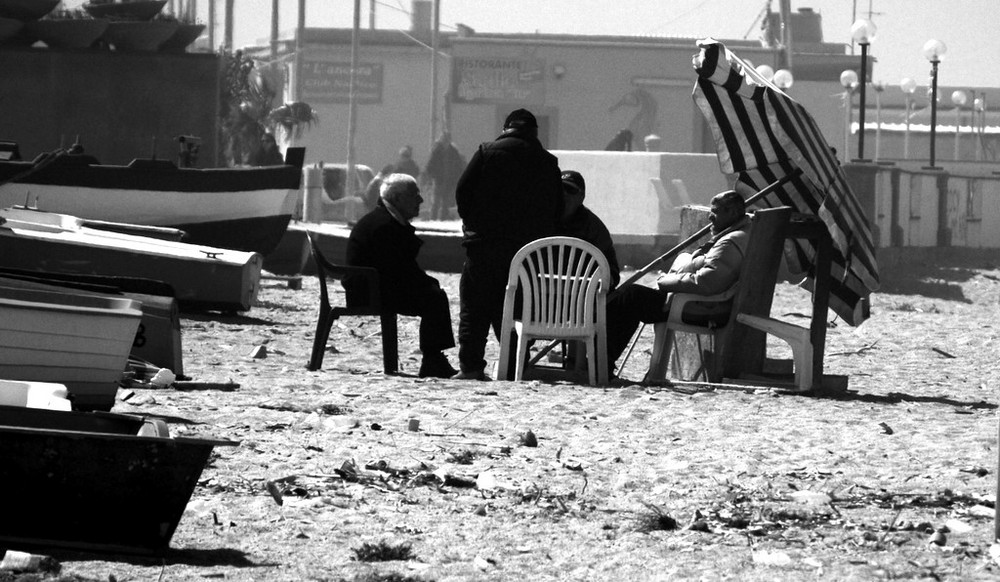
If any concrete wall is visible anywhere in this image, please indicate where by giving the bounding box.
[552,151,729,236]
[0,47,219,166]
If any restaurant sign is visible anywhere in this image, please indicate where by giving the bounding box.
[451,57,545,104]
[299,60,383,104]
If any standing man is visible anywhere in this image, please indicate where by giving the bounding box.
[344,174,457,378]
[423,132,466,221]
[452,109,562,380]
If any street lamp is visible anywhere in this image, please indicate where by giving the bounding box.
[840,69,859,160]
[755,64,775,82]
[923,39,947,169]
[773,69,794,90]
[951,90,967,160]
[900,77,917,159]
[851,19,877,161]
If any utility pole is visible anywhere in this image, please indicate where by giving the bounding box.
[295,0,305,101]
[207,0,215,50]
[223,0,233,49]
[369,0,375,29]
[429,0,440,147]
[270,0,279,59]
[346,0,361,215]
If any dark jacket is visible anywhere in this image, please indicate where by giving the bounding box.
[249,145,284,167]
[455,128,562,251]
[559,205,621,289]
[344,204,435,307]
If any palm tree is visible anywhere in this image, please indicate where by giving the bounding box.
[219,48,318,166]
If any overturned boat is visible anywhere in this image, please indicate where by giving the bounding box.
[0,206,262,312]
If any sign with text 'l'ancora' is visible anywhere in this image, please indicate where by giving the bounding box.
[451,57,545,104]
[299,61,383,104]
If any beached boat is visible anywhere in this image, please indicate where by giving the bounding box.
[0,404,236,554]
[0,284,142,411]
[0,149,304,255]
[0,270,183,375]
[0,206,263,312]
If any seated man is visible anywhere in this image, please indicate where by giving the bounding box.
[654,188,749,325]
[559,175,749,377]
[344,174,457,378]
[557,171,668,375]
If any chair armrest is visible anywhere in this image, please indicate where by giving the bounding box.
[666,285,737,319]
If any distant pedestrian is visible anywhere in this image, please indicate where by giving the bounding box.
[422,132,466,221]
[249,133,284,166]
[605,128,633,151]
[394,145,420,179]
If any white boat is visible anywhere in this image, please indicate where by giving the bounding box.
[0,271,183,375]
[0,206,263,312]
[0,285,142,411]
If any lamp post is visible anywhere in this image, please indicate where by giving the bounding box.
[974,94,986,161]
[923,39,947,169]
[951,90,967,161]
[873,81,885,161]
[900,77,917,159]
[840,69,859,160]
[851,19,877,161]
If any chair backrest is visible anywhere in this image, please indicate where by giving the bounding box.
[503,236,610,335]
[718,205,792,378]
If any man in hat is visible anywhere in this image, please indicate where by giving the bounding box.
[452,108,562,380]
[558,170,620,288]
[344,173,457,378]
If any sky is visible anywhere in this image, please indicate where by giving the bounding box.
[63,0,998,89]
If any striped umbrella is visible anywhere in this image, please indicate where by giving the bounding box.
[692,39,879,326]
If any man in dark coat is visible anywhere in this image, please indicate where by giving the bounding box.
[344,174,456,378]
[453,108,563,380]
[423,132,466,221]
[393,145,421,179]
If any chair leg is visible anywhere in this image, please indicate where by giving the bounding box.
[308,307,335,371]
[645,323,672,382]
[584,337,597,385]
[380,313,398,374]
[498,322,513,381]
[595,328,608,385]
[514,330,530,381]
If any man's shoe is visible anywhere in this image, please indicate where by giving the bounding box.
[418,354,458,379]
[450,369,488,381]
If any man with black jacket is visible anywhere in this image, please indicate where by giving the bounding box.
[452,109,563,380]
[344,174,457,378]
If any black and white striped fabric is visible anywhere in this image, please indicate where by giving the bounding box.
[692,39,879,326]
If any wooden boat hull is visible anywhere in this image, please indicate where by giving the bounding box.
[0,405,236,554]
[0,286,142,411]
[0,206,263,313]
[0,156,302,255]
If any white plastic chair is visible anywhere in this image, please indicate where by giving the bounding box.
[497,237,611,385]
